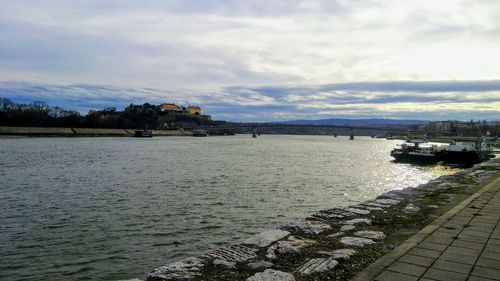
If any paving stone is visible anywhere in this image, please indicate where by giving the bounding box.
[418,241,448,252]
[440,226,463,235]
[246,269,295,281]
[439,252,478,265]
[467,226,494,233]
[468,276,499,281]
[472,218,499,225]
[480,250,500,261]
[423,267,468,281]
[491,233,500,240]
[443,246,481,257]
[488,238,500,246]
[425,236,454,245]
[471,266,500,280]
[451,239,484,250]
[340,236,375,247]
[375,270,418,281]
[408,247,441,259]
[398,254,435,267]
[244,230,290,247]
[486,244,500,253]
[432,230,458,238]
[461,230,492,238]
[205,244,258,262]
[469,222,496,229]
[296,258,338,275]
[387,261,426,277]
[431,259,473,274]
[457,234,489,243]
[477,257,500,270]
[443,221,467,228]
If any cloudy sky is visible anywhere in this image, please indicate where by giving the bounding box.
[1,0,499,121]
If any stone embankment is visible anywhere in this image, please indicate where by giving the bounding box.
[0,126,191,137]
[144,158,500,281]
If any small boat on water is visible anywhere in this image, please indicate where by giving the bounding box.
[134,129,153,137]
[441,138,494,166]
[390,137,495,166]
[192,129,208,137]
[390,139,446,164]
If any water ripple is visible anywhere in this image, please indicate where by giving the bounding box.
[0,135,444,281]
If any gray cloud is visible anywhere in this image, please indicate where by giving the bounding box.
[1,80,499,121]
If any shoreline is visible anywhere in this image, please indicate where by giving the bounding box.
[142,158,499,281]
[0,126,193,137]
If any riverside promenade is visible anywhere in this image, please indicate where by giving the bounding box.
[354,173,500,281]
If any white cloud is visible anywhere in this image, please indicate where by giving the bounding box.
[1,1,500,120]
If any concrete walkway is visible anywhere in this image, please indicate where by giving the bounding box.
[354,175,500,281]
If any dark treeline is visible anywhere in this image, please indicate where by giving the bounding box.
[0,98,211,129]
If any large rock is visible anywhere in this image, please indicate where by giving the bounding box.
[213,259,236,269]
[340,224,355,231]
[340,236,375,247]
[247,260,274,270]
[280,220,331,235]
[245,230,290,247]
[297,258,338,275]
[205,244,257,263]
[403,203,420,213]
[343,218,371,225]
[318,248,357,259]
[354,230,386,240]
[374,198,400,205]
[345,207,370,215]
[363,202,390,208]
[327,232,344,238]
[266,236,315,259]
[246,269,295,281]
[147,257,204,281]
[313,208,356,219]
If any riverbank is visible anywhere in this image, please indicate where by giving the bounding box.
[0,126,192,137]
[144,158,499,281]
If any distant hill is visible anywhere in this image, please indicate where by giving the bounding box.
[277,118,428,126]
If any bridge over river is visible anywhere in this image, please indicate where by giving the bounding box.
[199,123,459,139]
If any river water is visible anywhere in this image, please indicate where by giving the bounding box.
[0,135,447,280]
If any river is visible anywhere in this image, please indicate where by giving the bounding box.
[0,135,448,280]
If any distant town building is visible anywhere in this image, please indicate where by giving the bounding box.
[161,103,182,112]
[186,106,201,115]
[427,121,455,132]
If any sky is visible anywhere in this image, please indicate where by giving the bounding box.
[1,0,499,121]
